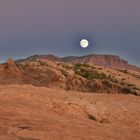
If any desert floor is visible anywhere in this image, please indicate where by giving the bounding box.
[0,84,140,140]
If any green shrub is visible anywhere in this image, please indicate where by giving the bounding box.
[123,69,128,73]
[75,68,107,80]
[122,87,132,94]
[87,114,97,121]
[133,74,140,79]
[121,78,126,81]
[107,76,118,83]
[102,80,111,87]
[127,83,135,87]
[74,63,89,70]
[132,86,140,91]
[117,69,128,74]
[120,81,125,86]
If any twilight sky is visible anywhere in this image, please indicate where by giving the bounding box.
[0,0,140,66]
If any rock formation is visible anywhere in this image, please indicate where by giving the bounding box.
[4,58,20,73]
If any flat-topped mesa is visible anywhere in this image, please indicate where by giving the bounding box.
[62,54,140,72]
[4,58,20,73]
[85,55,128,67]
[62,55,129,67]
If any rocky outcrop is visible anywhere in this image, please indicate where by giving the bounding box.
[4,58,20,73]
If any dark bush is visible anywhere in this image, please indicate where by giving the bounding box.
[87,114,97,121]
[122,87,132,94]
[74,63,89,70]
[75,68,107,80]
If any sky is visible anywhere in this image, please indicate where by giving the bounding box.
[0,0,140,66]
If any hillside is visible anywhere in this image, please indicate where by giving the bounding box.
[1,57,140,95]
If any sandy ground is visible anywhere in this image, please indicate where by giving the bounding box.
[0,84,140,140]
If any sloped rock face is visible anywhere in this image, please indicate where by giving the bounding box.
[17,60,67,88]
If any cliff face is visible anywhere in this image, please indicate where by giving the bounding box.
[62,55,127,66]
[62,54,140,72]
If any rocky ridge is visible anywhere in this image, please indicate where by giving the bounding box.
[16,54,140,72]
[0,57,140,95]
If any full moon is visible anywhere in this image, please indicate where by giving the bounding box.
[80,39,89,48]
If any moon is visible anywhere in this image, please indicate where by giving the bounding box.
[80,39,89,48]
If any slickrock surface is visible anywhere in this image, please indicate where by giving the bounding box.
[0,85,140,140]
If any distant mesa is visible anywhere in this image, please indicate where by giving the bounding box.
[62,54,140,72]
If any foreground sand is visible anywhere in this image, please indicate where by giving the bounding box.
[0,85,140,140]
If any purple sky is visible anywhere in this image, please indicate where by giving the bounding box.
[0,0,140,66]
